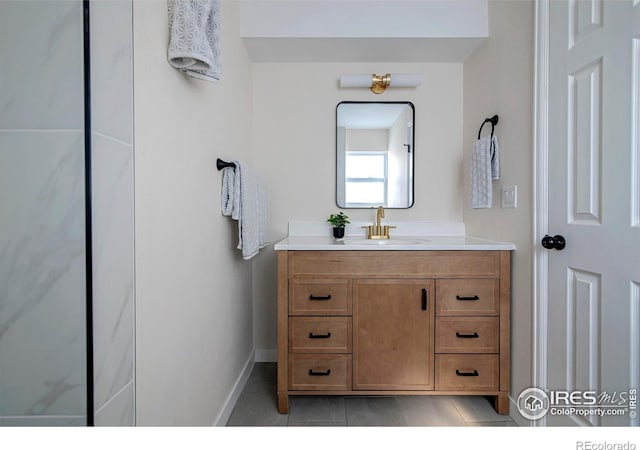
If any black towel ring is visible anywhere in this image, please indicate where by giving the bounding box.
[477,115,499,139]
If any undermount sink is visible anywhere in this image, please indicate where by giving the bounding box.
[344,238,431,245]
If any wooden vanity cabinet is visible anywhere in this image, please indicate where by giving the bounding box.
[276,250,511,415]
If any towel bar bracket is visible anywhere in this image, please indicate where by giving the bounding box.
[216,158,235,171]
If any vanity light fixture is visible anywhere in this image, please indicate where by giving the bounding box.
[339,73,423,94]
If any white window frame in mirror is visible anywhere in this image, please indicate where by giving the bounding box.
[345,151,388,206]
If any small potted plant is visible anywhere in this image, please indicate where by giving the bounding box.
[327,211,350,239]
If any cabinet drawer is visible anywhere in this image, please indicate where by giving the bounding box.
[289,251,500,278]
[436,279,499,316]
[436,317,499,353]
[435,354,499,391]
[288,354,352,391]
[289,317,352,354]
[289,279,351,315]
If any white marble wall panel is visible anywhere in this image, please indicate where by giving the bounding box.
[0,1,84,129]
[89,0,135,426]
[91,133,134,415]
[94,381,134,426]
[90,0,134,144]
[0,131,86,417]
[0,416,86,427]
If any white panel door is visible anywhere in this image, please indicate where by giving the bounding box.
[547,0,640,426]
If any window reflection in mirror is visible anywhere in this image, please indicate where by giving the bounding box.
[336,102,414,208]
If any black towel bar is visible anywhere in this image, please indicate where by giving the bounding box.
[477,114,499,139]
[216,158,235,171]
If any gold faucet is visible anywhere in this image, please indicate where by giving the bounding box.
[362,206,396,239]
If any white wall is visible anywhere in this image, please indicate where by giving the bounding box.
[462,0,535,408]
[252,62,463,355]
[346,129,389,152]
[133,0,254,425]
[388,106,413,207]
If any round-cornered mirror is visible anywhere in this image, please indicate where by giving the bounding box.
[336,101,415,208]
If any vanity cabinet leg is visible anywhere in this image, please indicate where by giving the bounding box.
[277,393,289,414]
[493,393,510,414]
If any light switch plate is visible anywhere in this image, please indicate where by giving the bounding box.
[502,185,517,208]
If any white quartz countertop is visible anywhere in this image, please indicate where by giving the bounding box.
[273,235,515,251]
[273,221,516,251]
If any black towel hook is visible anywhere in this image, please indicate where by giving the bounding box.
[477,114,499,139]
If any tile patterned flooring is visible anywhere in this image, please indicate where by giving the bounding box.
[226,363,518,427]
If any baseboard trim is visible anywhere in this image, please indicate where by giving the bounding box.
[213,350,255,427]
[255,348,277,362]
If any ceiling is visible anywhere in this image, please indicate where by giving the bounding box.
[337,103,410,129]
[241,37,488,63]
[239,0,489,63]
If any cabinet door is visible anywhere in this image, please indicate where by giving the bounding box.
[353,279,435,390]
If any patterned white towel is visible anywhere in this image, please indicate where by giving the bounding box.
[221,165,234,216]
[471,135,500,209]
[221,161,270,260]
[168,0,221,81]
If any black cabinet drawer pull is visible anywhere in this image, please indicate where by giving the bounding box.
[456,295,480,301]
[456,369,479,377]
[309,294,332,301]
[456,332,480,339]
[422,288,428,310]
[308,332,331,339]
[308,369,331,376]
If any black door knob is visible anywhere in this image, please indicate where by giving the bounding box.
[541,234,566,250]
